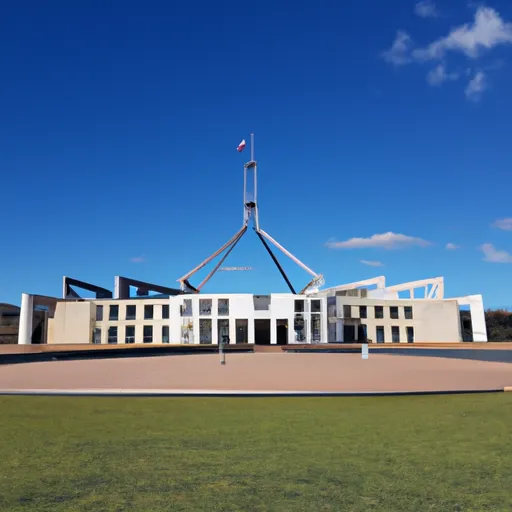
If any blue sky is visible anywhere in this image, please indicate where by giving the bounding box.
[2,0,512,308]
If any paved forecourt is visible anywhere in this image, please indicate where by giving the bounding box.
[0,351,511,395]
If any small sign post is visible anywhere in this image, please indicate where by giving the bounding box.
[362,343,369,360]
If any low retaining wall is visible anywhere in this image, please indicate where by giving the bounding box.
[0,343,253,365]
[2,342,512,365]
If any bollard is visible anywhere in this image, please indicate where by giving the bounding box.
[219,340,226,365]
[361,343,369,360]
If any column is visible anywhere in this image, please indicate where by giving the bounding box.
[336,320,343,343]
[468,295,488,342]
[18,293,34,345]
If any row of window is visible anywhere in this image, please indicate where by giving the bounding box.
[96,298,324,321]
[353,324,414,343]
[181,298,323,317]
[94,315,322,344]
[193,316,322,344]
[182,298,230,316]
[96,304,169,322]
[380,325,414,343]
[94,325,170,344]
[344,305,413,320]
[295,299,322,313]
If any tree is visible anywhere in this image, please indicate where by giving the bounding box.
[485,309,512,341]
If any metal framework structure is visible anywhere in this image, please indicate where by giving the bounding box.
[177,134,324,295]
[62,276,113,299]
[384,277,444,299]
[114,276,183,299]
[320,276,445,300]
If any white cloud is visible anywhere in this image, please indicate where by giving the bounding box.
[130,256,145,263]
[465,71,487,101]
[427,64,460,85]
[382,31,414,66]
[383,7,512,99]
[415,0,438,18]
[480,243,512,263]
[493,218,512,230]
[360,260,384,267]
[412,7,512,61]
[445,243,460,250]
[326,232,431,250]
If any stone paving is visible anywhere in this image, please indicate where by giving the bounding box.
[0,352,511,393]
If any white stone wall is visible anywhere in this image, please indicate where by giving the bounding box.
[23,290,486,345]
[46,294,328,345]
[330,296,463,343]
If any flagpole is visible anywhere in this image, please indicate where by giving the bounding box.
[251,133,259,231]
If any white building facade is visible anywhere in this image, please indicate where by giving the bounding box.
[319,276,487,343]
[17,275,487,345]
[39,293,326,346]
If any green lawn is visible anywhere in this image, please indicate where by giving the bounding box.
[1,394,512,511]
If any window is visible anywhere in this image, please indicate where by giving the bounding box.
[392,326,400,343]
[375,306,384,319]
[162,305,169,319]
[108,326,118,344]
[311,299,321,313]
[126,305,136,321]
[109,305,119,321]
[311,314,321,342]
[125,325,135,344]
[93,328,101,344]
[144,305,154,320]
[181,299,192,317]
[359,306,367,319]
[199,299,212,316]
[407,326,414,343]
[218,299,229,316]
[327,299,336,318]
[390,306,399,319]
[143,325,153,343]
[343,305,352,318]
[162,325,169,343]
[358,324,367,341]
[181,321,193,344]
[96,305,103,321]
[376,326,385,343]
[218,319,230,344]
[294,300,305,313]
[199,319,212,343]
[294,315,306,342]
[404,306,413,320]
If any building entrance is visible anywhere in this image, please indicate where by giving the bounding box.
[254,319,271,345]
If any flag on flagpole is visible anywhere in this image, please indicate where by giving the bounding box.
[237,139,246,152]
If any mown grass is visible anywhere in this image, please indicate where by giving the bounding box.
[0,394,512,511]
